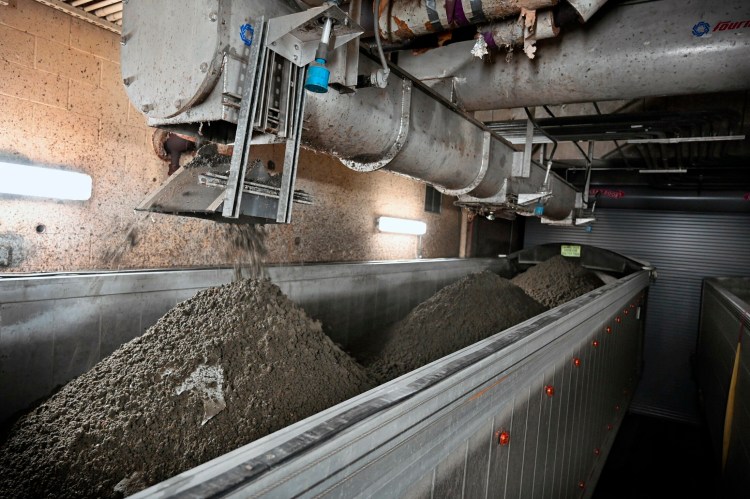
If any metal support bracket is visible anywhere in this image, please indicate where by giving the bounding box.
[514,120,534,178]
[340,79,413,172]
[223,18,267,219]
[517,191,551,206]
[344,0,362,89]
[276,64,308,223]
[266,5,363,68]
[437,131,491,196]
[582,140,595,207]
[222,17,310,223]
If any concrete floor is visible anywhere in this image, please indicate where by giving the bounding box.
[593,414,719,498]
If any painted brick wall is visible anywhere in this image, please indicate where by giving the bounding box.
[0,0,460,272]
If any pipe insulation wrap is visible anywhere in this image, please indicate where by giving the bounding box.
[398,0,750,109]
[480,10,559,49]
[378,0,557,42]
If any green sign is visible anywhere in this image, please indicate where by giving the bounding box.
[561,245,581,258]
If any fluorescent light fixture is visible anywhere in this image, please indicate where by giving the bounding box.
[377,216,427,236]
[0,162,92,200]
[628,135,745,144]
[638,169,688,174]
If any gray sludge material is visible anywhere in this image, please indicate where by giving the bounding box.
[363,271,546,383]
[512,255,604,308]
[0,279,371,499]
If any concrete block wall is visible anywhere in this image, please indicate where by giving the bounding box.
[0,0,461,272]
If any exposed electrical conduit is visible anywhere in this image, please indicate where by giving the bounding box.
[372,0,391,85]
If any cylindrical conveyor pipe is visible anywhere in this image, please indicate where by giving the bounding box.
[397,0,750,110]
[302,58,578,220]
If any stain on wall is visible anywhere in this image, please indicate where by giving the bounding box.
[0,0,461,272]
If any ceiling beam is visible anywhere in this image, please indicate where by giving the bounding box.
[32,0,121,34]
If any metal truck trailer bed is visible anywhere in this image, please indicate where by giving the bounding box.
[0,258,508,424]
[134,261,650,498]
[0,248,651,497]
[697,277,750,494]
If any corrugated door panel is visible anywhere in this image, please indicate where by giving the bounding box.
[525,210,750,423]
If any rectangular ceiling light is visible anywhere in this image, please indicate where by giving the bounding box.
[377,216,427,236]
[638,169,688,174]
[628,135,745,144]
[0,161,92,200]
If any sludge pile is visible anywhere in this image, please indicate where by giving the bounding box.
[365,271,547,383]
[360,260,605,384]
[0,259,604,498]
[0,279,371,499]
[512,255,604,309]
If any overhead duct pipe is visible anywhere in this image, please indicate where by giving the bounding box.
[398,0,750,110]
[589,188,750,213]
[303,57,578,220]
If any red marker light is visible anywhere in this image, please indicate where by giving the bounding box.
[630,303,636,309]
[578,481,586,490]
[607,424,613,431]
[615,405,620,411]
[496,430,510,446]
[545,385,555,397]
[605,326,612,334]
[616,316,622,323]
[624,309,629,315]
[592,340,600,348]
[594,448,601,456]
[573,357,581,367]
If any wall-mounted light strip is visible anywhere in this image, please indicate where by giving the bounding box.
[377,216,427,235]
[0,162,92,200]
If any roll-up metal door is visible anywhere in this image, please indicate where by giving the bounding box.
[525,209,750,423]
